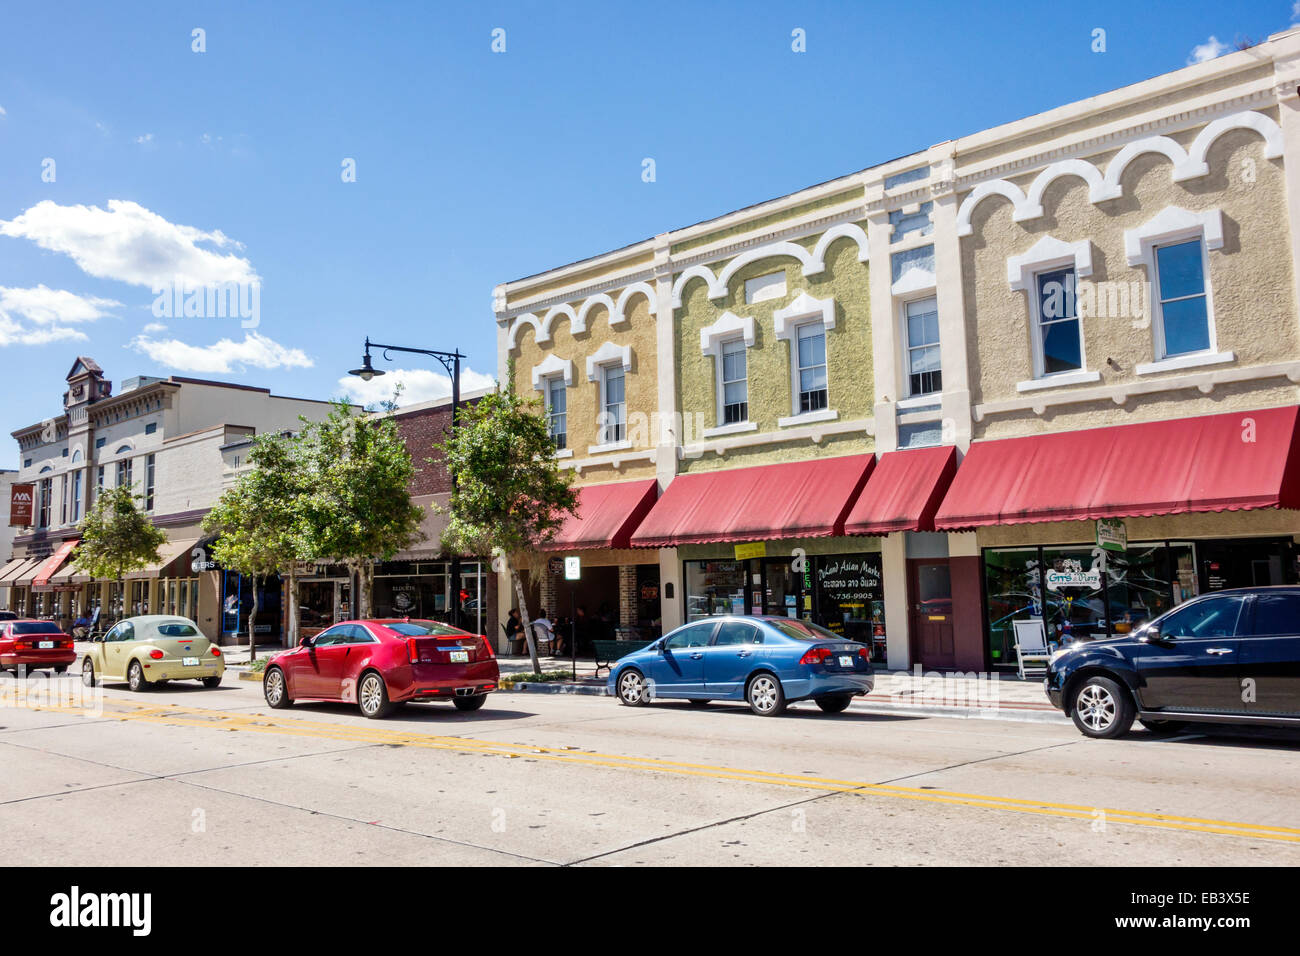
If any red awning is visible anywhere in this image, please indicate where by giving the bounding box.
[539,479,658,551]
[934,405,1300,529]
[843,446,958,535]
[630,455,876,548]
[31,539,79,589]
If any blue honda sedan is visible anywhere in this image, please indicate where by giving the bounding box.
[608,616,874,716]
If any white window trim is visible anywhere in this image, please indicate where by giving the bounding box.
[890,266,936,298]
[531,353,574,391]
[898,293,942,400]
[774,292,835,421]
[1007,235,1095,384]
[700,313,755,430]
[585,341,633,381]
[1124,206,1225,366]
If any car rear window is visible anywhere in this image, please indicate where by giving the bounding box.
[766,619,843,642]
[386,621,464,637]
[158,623,200,637]
[11,622,63,635]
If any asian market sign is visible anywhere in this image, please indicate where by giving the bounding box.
[1095,518,1127,553]
[1045,568,1103,590]
[9,484,34,526]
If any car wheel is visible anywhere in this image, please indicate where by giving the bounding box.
[616,668,648,706]
[687,699,712,707]
[81,659,97,687]
[746,673,786,716]
[1138,718,1186,735]
[1071,676,1134,739]
[201,676,221,689]
[263,667,292,709]
[358,671,391,719]
[127,660,148,693]
[452,695,487,712]
[816,694,853,714]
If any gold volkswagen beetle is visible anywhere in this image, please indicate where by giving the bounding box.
[81,616,225,691]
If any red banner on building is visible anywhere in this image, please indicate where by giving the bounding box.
[9,483,34,526]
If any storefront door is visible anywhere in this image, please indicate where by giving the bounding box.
[909,559,954,668]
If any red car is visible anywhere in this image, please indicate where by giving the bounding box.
[263,619,499,719]
[1,619,77,675]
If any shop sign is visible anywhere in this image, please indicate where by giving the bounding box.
[9,484,34,526]
[1045,568,1102,590]
[564,556,581,580]
[734,542,766,561]
[548,557,564,576]
[1095,518,1127,553]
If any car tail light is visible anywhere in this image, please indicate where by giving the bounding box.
[149,649,164,660]
[858,647,870,659]
[799,646,832,666]
[408,637,419,663]
[210,646,222,657]
[478,635,494,660]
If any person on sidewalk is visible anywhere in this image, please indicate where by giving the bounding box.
[533,609,557,655]
[504,608,525,655]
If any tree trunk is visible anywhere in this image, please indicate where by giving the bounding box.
[247,574,261,663]
[508,558,541,674]
[287,570,299,647]
[362,560,375,619]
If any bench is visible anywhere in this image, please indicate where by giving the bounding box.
[592,638,654,677]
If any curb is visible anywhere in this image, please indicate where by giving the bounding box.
[237,670,264,683]
[502,680,1070,722]
[502,682,609,696]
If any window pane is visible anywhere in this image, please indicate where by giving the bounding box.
[1156,240,1205,301]
[800,364,827,393]
[906,298,939,347]
[1161,296,1210,355]
[797,327,825,367]
[1036,269,1076,321]
[722,343,746,382]
[1041,319,1082,373]
[605,368,624,403]
[1160,597,1242,638]
[1252,594,1300,636]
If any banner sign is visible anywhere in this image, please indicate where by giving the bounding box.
[734,541,767,561]
[9,484,34,526]
[1096,518,1127,553]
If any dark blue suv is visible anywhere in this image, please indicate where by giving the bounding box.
[1045,587,1300,738]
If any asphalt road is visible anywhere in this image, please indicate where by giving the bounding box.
[2,673,1300,866]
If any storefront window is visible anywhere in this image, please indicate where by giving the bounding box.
[984,547,1042,667]
[984,541,1200,667]
[814,554,886,661]
[298,580,341,629]
[685,561,748,621]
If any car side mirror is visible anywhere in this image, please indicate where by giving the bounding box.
[299,635,313,648]
[1140,625,1171,645]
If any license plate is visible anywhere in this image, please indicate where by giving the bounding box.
[182,657,200,667]
[38,641,54,649]
[838,655,854,668]
[449,651,469,663]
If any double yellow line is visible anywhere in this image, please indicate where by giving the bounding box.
[11,692,1300,845]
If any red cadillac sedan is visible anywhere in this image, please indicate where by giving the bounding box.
[263,619,499,719]
[0,619,77,675]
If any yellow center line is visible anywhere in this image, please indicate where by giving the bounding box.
[8,692,1299,843]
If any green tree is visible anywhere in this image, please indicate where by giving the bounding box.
[299,400,425,617]
[203,432,311,661]
[73,484,167,620]
[436,366,577,673]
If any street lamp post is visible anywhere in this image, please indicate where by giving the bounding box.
[349,337,467,629]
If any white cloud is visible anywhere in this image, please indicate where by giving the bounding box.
[0,284,121,346]
[336,366,497,408]
[0,199,258,289]
[1294,1,1300,22]
[134,133,154,145]
[129,331,312,373]
[1188,36,1229,64]
[0,105,7,117]
[141,322,168,334]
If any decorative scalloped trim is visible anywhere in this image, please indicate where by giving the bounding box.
[530,354,574,391]
[955,109,1283,237]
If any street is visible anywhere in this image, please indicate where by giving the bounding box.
[3,675,1299,866]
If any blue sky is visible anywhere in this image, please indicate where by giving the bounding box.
[0,0,1289,467]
